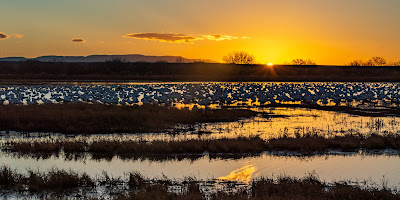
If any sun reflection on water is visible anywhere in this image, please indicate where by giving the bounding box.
[218,164,257,183]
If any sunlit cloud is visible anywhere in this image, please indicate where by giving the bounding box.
[0,32,9,40]
[123,32,249,44]
[72,38,86,43]
[218,165,257,183]
[203,34,238,41]
[123,33,201,43]
[12,34,24,38]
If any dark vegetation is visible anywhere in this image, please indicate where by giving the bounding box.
[0,104,256,134]
[5,134,400,159]
[1,60,400,82]
[348,57,400,67]
[116,175,400,200]
[1,166,399,199]
[223,51,256,65]
[285,59,317,65]
[0,166,93,193]
[266,134,400,154]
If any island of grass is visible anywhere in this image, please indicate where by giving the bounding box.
[0,103,257,134]
[4,134,400,160]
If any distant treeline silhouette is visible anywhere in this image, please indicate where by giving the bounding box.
[1,59,400,81]
[283,59,317,66]
[221,52,400,67]
[222,51,319,65]
[347,57,400,66]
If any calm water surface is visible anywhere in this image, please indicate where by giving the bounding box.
[1,107,399,143]
[1,152,399,190]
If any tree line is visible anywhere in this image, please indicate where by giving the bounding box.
[222,51,400,66]
[347,57,400,66]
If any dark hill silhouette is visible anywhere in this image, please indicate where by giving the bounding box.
[0,57,28,62]
[0,54,216,63]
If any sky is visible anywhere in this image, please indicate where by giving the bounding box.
[0,0,399,64]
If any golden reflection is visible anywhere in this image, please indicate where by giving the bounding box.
[218,164,257,183]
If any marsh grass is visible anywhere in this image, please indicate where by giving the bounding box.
[1,167,399,199]
[0,166,23,191]
[0,166,93,193]
[88,137,267,155]
[113,172,400,200]
[0,104,256,134]
[247,176,399,200]
[5,134,400,159]
[26,168,94,193]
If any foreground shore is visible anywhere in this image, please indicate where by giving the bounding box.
[1,166,399,200]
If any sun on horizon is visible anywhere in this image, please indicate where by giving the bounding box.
[1,1,399,65]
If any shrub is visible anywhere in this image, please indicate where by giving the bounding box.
[223,51,256,65]
[290,59,317,65]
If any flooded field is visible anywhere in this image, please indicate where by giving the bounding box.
[1,82,400,198]
[1,107,399,143]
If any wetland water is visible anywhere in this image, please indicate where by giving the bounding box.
[1,152,399,190]
[1,107,398,143]
[1,82,400,192]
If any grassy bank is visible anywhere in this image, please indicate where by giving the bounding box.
[0,104,256,134]
[1,166,399,199]
[5,134,400,159]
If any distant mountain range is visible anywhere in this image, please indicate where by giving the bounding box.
[0,54,217,63]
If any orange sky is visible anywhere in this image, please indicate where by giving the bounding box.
[1,0,399,64]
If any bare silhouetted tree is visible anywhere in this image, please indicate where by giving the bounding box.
[347,60,364,66]
[290,59,316,65]
[347,57,387,66]
[388,61,400,66]
[175,57,185,63]
[371,57,387,66]
[223,51,255,65]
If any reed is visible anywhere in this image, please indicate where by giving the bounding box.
[0,166,93,193]
[1,167,399,199]
[5,134,400,159]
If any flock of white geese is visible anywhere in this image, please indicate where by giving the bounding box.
[0,82,399,107]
